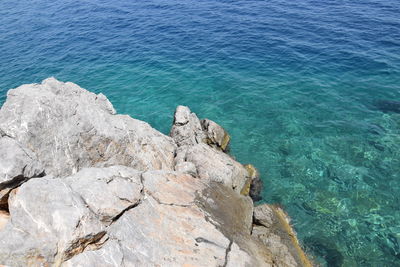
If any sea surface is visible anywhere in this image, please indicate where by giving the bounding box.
[1,0,400,266]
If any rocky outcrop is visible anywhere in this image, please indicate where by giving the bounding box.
[170,105,261,196]
[0,78,311,266]
[170,105,206,147]
[170,105,230,152]
[0,78,176,177]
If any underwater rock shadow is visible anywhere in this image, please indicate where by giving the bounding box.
[304,236,344,267]
[373,99,400,114]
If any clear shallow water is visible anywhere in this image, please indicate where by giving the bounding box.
[1,0,400,265]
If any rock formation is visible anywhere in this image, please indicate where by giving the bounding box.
[0,78,312,266]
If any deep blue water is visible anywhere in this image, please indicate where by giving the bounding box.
[1,0,400,265]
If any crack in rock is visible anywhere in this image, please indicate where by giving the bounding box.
[222,240,233,267]
[110,200,143,223]
[144,190,194,208]
[195,237,225,249]
[62,231,107,262]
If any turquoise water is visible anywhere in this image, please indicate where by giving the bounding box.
[1,0,400,265]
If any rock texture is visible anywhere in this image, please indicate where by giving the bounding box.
[170,105,260,195]
[252,205,314,267]
[201,118,230,151]
[0,78,311,266]
[0,78,176,177]
[0,136,44,210]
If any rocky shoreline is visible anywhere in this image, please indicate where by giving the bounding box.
[0,78,312,266]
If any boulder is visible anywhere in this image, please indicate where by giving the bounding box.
[0,78,176,177]
[170,105,206,147]
[177,143,248,193]
[170,105,231,151]
[90,171,270,267]
[170,105,261,197]
[253,204,275,227]
[142,170,200,206]
[201,118,230,151]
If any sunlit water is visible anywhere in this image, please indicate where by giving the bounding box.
[1,0,400,265]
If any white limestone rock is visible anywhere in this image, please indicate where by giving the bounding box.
[0,210,9,231]
[64,166,143,224]
[0,177,106,265]
[226,242,254,267]
[201,118,230,151]
[170,106,248,193]
[174,161,197,176]
[0,78,176,177]
[61,170,261,267]
[179,143,248,193]
[62,239,124,267]
[170,105,206,147]
[253,203,275,227]
[108,197,230,266]
[0,166,144,266]
[0,136,44,207]
[170,105,231,152]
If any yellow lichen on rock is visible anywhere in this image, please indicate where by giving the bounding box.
[240,178,252,196]
[220,132,230,151]
[273,205,314,267]
[252,203,314,266]
[240,164,258,196]
[245,164,258,178]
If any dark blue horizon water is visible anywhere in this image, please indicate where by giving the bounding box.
[1,0,400,266]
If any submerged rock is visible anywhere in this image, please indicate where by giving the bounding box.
[374,99,400,113]
[0,78,311,266]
